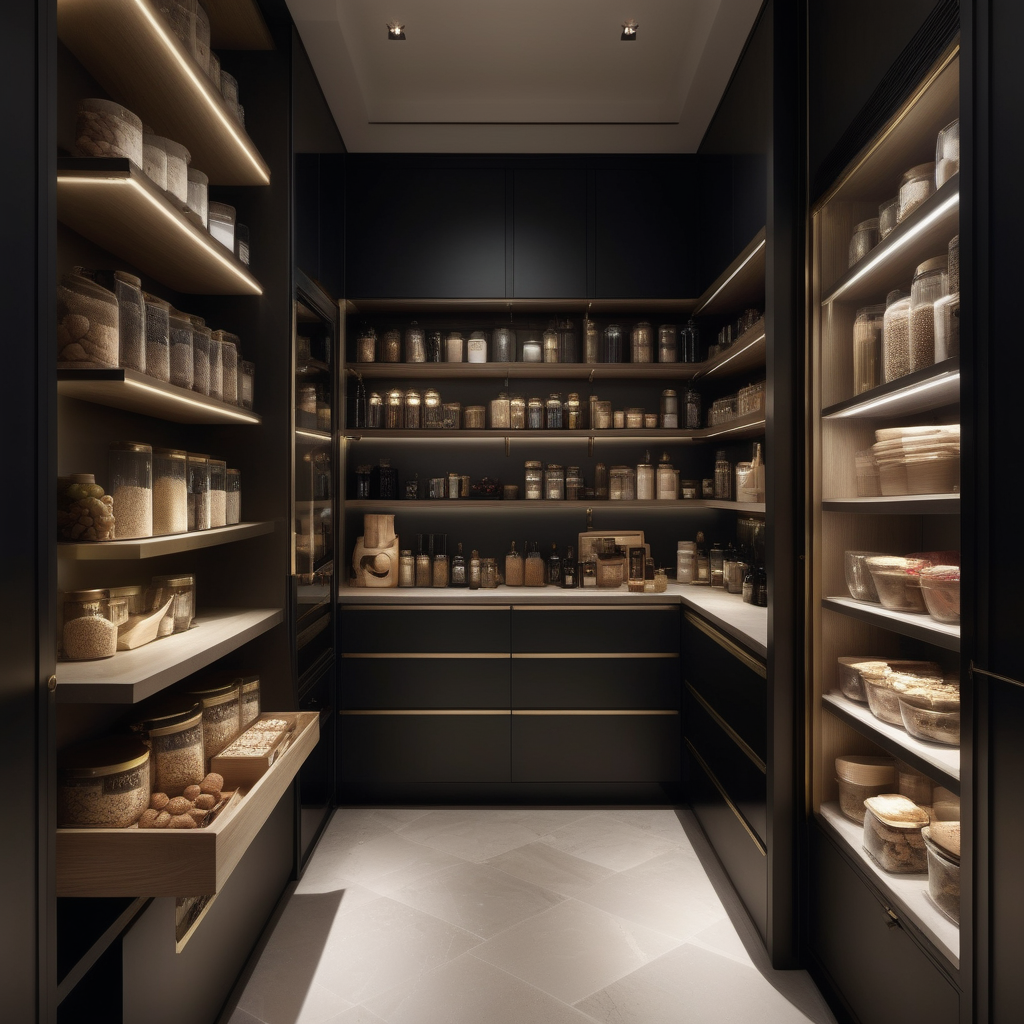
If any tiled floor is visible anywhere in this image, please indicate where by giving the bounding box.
[222,807,836,1024]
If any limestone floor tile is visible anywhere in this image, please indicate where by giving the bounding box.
[365,952,601,1024]
[574,847,727,941]
[224,1009,263,1024]
[311,896,482,1006]
[539,812,680,872]
[318,809,398,848]
[603,807,695,846]
[322,1008,390,1024]
[470,898,681,1004]
[388,860,565,939]
[687,916,757,967]
[234,970,351,1024]
[395,808,552,862]
[576,943,832,1024]
[486,841,615,898]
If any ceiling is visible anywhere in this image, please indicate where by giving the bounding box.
[285,0,764,153]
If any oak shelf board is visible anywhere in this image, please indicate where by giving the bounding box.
[55,607,284,704]
[693,227,766,318]
[823,495,960,514]
[822,596,960,652]
[346,362,703,382]
[693,320,766,381]
[823,692,959,789]
[344,499,766,513]
[58,366,262,424]
[57,0,270,185]
[822,359,959,420]
[57,160,263,295]
[56,711,319,898]
[58,521,274,560]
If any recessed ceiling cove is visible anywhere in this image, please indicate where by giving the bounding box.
[286,0,764,152]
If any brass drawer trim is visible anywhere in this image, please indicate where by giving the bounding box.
[511,652,678,660]
[512,709,679,716]
[344,604,510,611]
[341,652,509,659]
[684,611,766,678]
[686,682,767,774]
[513,604,673,612]
[340,709,509,716]
[686,738,767,857]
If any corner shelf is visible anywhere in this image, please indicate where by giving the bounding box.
[58,367,261,424]
[822,596,960,651]
[344,499,767,513]
[822,359,960,420]
[58,521,274,560]
[57,0,271,185]
[823,495,960,514]
[55,607,284,704]
[823,691,959,789]
[57,159,262,295]
[56,711,319,897]
[693,320,766,381]
[693,227,766,317]
[818,803,958,970]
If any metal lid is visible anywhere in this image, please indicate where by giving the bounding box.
[209,458,227,469]
[546,464,563,471]
[524,460,542,469]
[151,573,194,587]
[109,441,152,454]
[662,389,678,397]
[187,453,210,462]
[144,294,172,311]
[153,447,187,460]
[188,681,239,707]
[59,735,149,778]
[239,676,260,693]
[143,703,203,735]
[62,588,109,601]
[915,255,947,277]
[226,467,240,477]
[68,473,96,484]
[107,585,144,598]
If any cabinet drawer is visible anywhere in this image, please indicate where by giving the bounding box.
[686,740,767,940]
[339,712,511,783]
[340,606,510,654]
[684,686,766,843]
[341,656,510,709]
[512,712,680,782]
[683,611,766,762]
[512,606,679,655]
[810,824,959,1024]
[512,654,679,709]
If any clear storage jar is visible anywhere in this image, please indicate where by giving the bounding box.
[187,168,209,227]
[142,702,205,797]
[189,314,211,395]
[636,454,655,500]
[467,331,488,363]
[683,388,701,429]
[75,98,142,164]
[239,676,261,730]
[114,272,146,373]
[59,589,119,661]
[367,392,384,428]
[226,468,241,524]
[382,328,401,363]
[490,394,511,429]
[544,464,565,500]
[356,327,377,363]
[235,224,250,265]
[527,397,544,429]
[657,454,678,500]
[545,395,563,429]
[935,119,960,187]
[565,466,584,500]
[460,405,484,430]
[923,824,960,922]
[525,461,543,500]
[609,466,635,500]
[631,321,653,363]
[878,196,900,239]
[559,319,578,362]
[152,448,188,535]
[493,326,515,363]
[423,389,442,428]
[150,573,196,633]
[848,218,879,267]
[152,136,191,204]
[208,331,224,401]
[583,318,600,363]
[659,389,679,429]
[404,388,422,429]
[57,269,119,369]
[162,303,192,389]
[505,542,524,586]
[898,162,935,223]
[680,319,700,362]
[604,324,624,362]
[543,326,560,363]
[213,331,240,405]
[209,458,227,526]
[882,292,912,382]
[385,388,405,429]
[445,331,464,362]
[909,256,947,372]
[109,441,153,539]
[405,323,426,362]
[520,333,542,362]
[509,395,526,429]
[853,304,885,395]
[188,681,241,765]
[57,736,150,828]
[220,69,239,105]
[658,324,678,363]
[862,796,930,873]
[187,453,211,531]
[240,360,255,410]
[208,201,236,251]
[714,450,732,500]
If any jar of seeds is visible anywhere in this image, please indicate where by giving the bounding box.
[141,702,205,797]
[58,589,119,661]
[163,303,193,390]
[909,256,948,373]
[57,736,150,828]
[209,458,227,526]
[883,291,912,382]
[188,680,241,766]
[225,468,241,524]
[109,441,153,539]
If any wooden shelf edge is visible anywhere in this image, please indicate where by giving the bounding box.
[822,359,960,420]
[693,227,767,317]
[56,712,320,897]
[343,499,766,512]
[822,496,960,514]
[58,521,275,560]
[822,597,960,652]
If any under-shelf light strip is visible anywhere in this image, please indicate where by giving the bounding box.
[703,418,766,438]
[696,238,766,314]
[56,176,262,293]
[826,372,959,418]
[296,428,332,442]
[702,331,765,377]
[122,376,260,423]
[132,0,270,185]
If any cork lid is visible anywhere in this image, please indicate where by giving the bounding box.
[864,794,930,827]
[923,821,961,861]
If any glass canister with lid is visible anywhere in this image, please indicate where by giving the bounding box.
[657,453,679,500]
[188,314,211,395]
[493,326,515,363]
[57,268,119,369]
[542,325,560,363]
[208,201,236,252]
[909,256,947,373]
[367,392,384,428]
[114,272,146,373]
[660,389,679,428]
[630,321,653,363]
[239,676,261,730]
[381,328,401,363]
[356,326,377,363]
[603,324,624,362]
[935,118,960,187]
[658,324,678,363]
[609,465,635,500]
[423,389,442,428]
[58,589,119,661]
[878,196,900,239]
[680,319,700,363]
[883,290,912,382]
[559,319,578,362]
[212,330,240,405]
[75,97,142,164]
[509,395,526,429]
[636,451,655,500]
[57,735,151,828]
[152,447,188,536]
[848,218,879,267]
[583,318,600,363]
[853,304,885,395]
[226,468,241,524]
[524,460,543,500]
[208,330,224,401]
[898,162,936,223]
[209,458,227,526]
[565,393,582,429]
[385,388,405,429]
[140,700,205,797]
[404,388,422,429]
[187,452,211,531]
[934,235,960,362]
[544,464,565,500]
[109,441,153,539]
[527,397,544,429]
[520,332,542,362]
[188,679,241,766]
[467,330,489,363]
[161,303,191,390]
[545,395,563,429]
[566,466,584,500]
[404,322,426,362]
[149,573,195,634]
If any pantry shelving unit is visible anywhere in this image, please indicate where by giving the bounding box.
[57,521,275,560]
[345,499,768,514]
[806,35,966,1014]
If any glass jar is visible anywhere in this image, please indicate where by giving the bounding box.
[714,450,733,500]
[239,676,260,729]
[450,544,467,587]
[493,326,515,362]
[297,383,317,419]
[934,289,960,363]
[57,268,119,369]
[151,302,187,390]
[150,573,196,633]
[226,468,241,524]
[442,402,461,429]
[595,462,609,500]
[657,453,679,500]
[189,314,211,395]
[658,324,678,363]
[878,196,899,239]
[631,321,653,363]
[385,388,405,430]
[58,589,118,661]
[480,558,498,589]
[935,118,959,187]
[423,389,443,428]
[213,331,239,405]
[367,392,384,428]
[525,461,543,500]
[596,540,625,588]
[624,407,644,429]
[545,395,563,429]
[404,388,422,429]
[405,322,426,362]
[909,256,948,372]
[898,162,936,223]
[609,466,635,500]
[543,326,560,363]
[415,536,431,587]
[636,452,655,501]
[432,535,449,587]
[208,330,223,401]
[680,319,700,363]
[583,318,600,363]
[356,326,377,363]
[467,331,488,363]
[208,201,235,251]
[709,543,725,588]
[559,319,578,362]
[504,541,524,587]
[463,406,486,429]
[524,544,546,586]
[382,328,401,363]
[114,271,146,373]
[445,331,464,362]
[209,458,227,527]
[152,447,188,536]
[680,479,699,500]
[399,549,415,587]
[57,735,150,828]
[521,333,542,362]
[883,291,912,382]
[109,441,153,539]
[187,452,211,531]
[565,393,582,429]
[490,394,511,429]
[75,97,143,164]
[240,360,255,410]
[355,465,372,499]
[644,413,658,429]
[447,471,462,498]
[604,324,624,363]
[566,466,584,500]
[677,542,696,583]
[509,395,526,429]
[142,702,205,797]
[660,389,679,429]
[590,400,610,430]
[544,464,565,500]
[848,218,880,268]
[853,304,885,395]
[376,459,398,499]
[188,681,241,765]
[468,550,481,589]
[527,397,544,429]
[187,167,209,227]
[425,330,442,362]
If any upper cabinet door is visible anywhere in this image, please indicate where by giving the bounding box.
[512,168,588,298]
[594,160,699,299]
[346,162,506,298]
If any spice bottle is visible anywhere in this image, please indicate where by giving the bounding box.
[548,544,562,586]
[714,450,733,500]
[583,318,600,364]
[693,532,710,586]
[683,388,701,429]
[658,324,678,363]
[710,543,725,588]
[562,545,577,588]
[524,542,546,586]
[415,535,431,587]
[636,451,655,501]
[505,541,524,587]
[432,534,449,588]
[631,322,653,363]
[543,325,560,363]
[450,543,467,587]
[399,549,415,587]
[604,324,624,362]
[594,463,609,500]
[405,322,426,362]
[469,550,482,589]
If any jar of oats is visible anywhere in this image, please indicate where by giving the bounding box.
[57,735,150,828]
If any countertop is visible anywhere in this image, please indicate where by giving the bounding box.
[337,583,768,659]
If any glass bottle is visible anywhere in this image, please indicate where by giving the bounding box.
[636,451,655,501]
[427,330,442,362]
[566,393,582,429]
[714,450,733,500]
[742,561,756,603]
[450,542,467,587]
[677,540,696,583]
[709,543,725,588]
[432,534,449,588]
[559,319,578,362]
[398,550,415,587]
[543,325,560,363]
[509,395,526,429]
[565,466,584,501]
[693,532,710,586]
[405,322,426,362]
[423,388,442,428]
[505,541,524,587]
[356,326,376,363]
[683,388,701,429]
[524,461,543,500]
[469,550,482,589]
[385,388,405,430]
[548,544,562,586]
[603,324,623,362]
[355,465,372,499]
[481,558,498,588]
[581,551,597,587]
[415,535,431,587]
[562,545,577,588]
[724,545,743,595]
[657,452,678,500]
[376,459,398,499]
[381,328,401,363]
[853,304,885,395]
[680,319,700,363]
[545,394,563,429]
[367,392,384,428]
[524,542,546,586]
[583,318,600,363]
[594,463,609,500]
[658,324,678,363]
[404,388,422,429]
[631,321,653,363]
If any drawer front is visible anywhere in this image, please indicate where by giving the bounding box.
[512,606,679,654]
[511,655,679,709]
[684,686,767,843]
[810,824,959,1024]
[341,606,510,654]
[683,612,767,762]
[512,712,680,782]
[339,712,511,783]
[686,740,767,940]
[342,656,510,709]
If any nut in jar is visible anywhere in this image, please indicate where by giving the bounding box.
[57,474,116,541]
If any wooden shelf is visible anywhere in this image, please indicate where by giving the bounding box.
[57,712,319,897]
[58,366,261,423]
[345,298,699,316]
[58,522,274,560]
[818,804,959,969]
[295,428,332,443]
[55,607,283,704]
[57,0,270,185]
[823,692,959,789]
[206,0,274,50]
[57,160,262,294]
[693,320,766,381]
[823,359,959,420]
[823,495,960,514]
[693,227,766,317]
[346,362,703,382]
[344,499,767,513]
[822,596,960,651]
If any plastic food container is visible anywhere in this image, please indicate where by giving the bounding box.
[862,671,907,725]
[918,565,961,624]
[187,168,209,228]
[209,202,236,251]
[854,450,880,497]
[144,136,190,204]
[141,701,205,797]
[878,196,900,239]
[59,589,120,661]
[898,695,960,745]
[57,736,150,828]
[863,795,930,873]
[852,305,885,395]
[159,304,191,390]
[149,573,195,634]
[212,330,240,406]
[835,755,895,823]
[836,658,889,702]
[935,119,960,188]
[75,98,142,165]
[909,256,948,373]
[239,676,261,729]
[882,292,912,382]
[865,556,930,612]
[235,223,250,265]
[845,551,883,602]
[898,162,936,223]
[209,332,224,401]
[933,787,961,821]
[187,453,211,531]
[57,269,119,369]
[152,447,188,536]
[923,822,960,922]
[885,452,960,495]
[157,0,211,72]
[864,665,951,727]
[188,680,241,766]
[848,218,879,267]
[896,759,934,806]
[114,272,146,373]
[109,441,153,539]
[209,458,227,527]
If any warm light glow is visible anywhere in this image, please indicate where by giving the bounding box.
[130,0,270,185]
[296,428,332,442]
[696,237,766,314]
[825,372,960,419]
[122,376,261,423]
[702,331,766,377]
[704,418,766,439]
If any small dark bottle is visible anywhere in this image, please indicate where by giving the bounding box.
[742,562,756,604]
[450,542,467,587]
[756,565,768,607]
[562,545,577,588]
[548,543,562,586]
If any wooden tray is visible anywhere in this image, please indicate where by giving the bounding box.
[210,713,299,789]
[56,711,318,897]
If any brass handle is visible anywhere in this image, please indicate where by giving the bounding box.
[340,709,509,716]
[342,652,508,659]
[686,682,766,773]
[684,611,766,677]
[512,652,677,660]
[512,709,678,716]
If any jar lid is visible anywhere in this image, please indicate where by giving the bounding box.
[59,735,149,778]
[835,754,894,785]
[67,473,96,484]
[187,452,210,462]
[923,821,960,861]
[546,464,563,471]
[62,588,110,601]
[902,161,936,182]
[114,271,142,287]
[188,681,239,707]
[211,329,241,344]
[524,460,542,468]
[662,389,678,397]
[863,794,929,827]
[209,458,227,469]
[855,304,886,318]
[853,218,880,231]
[107,584,144,598]
[226,467,240,477]
[153,447,187,460]
[239,676,260,693]
[187,167,208,185]
[209,201,236,220]
[658,324,677,333]
[110,441,152,454]
[915,255,947,277]
[142,703,203,735]
[151,573,195,586]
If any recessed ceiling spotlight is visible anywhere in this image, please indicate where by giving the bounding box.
[621,19,638,41]
[387,22,406,40]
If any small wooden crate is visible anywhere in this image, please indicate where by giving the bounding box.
[210,712,298,788]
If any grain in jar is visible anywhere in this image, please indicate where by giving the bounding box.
[524,461,543,499]
[494,326,515,362]
[356,327,377,363]
[544,464,565,500]
[208,331,224,401]
[382,328,401,362]
[852,304,885,395]
[109,441,153,539]
[58,736,150,828]
[509,395,526,429]
[57,268,119,369]
[658,324,678,362]
[187,453,211,531]
[543,326,560,362]
[75,98,142,164]
[935,118,960,187]
[156,136,191,205]
[114,272,146,372]
[524,544,546,586]
[188,681,241,766]
[878,196,900,239]
[882,291,912,382]
[490,394,511,429]
[187,168,209,227]
[848,218,879,267]
[163,302,193,389]
[909,256,947,373]
[505,541,524,586]
[213,330,240,405]
[583,318,600,363]
[405,322,426,362]
[225,468,241,524]
[209,458,227,526]
[898,162,935,223]
[631,321,653,363]
[189,314,211,395]
[59,589,119,661]
[152,448,188,535]
[239,676,260,730]
[142,703,206,797]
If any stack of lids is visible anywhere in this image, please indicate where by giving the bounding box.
[836,754,895,786]
[864,793,930,828]
[871,425,960,470]
[923,821,961,863]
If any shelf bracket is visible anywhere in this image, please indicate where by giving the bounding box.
[588,436,594,457]
[505,436,510,458]
[588,368,595,384]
